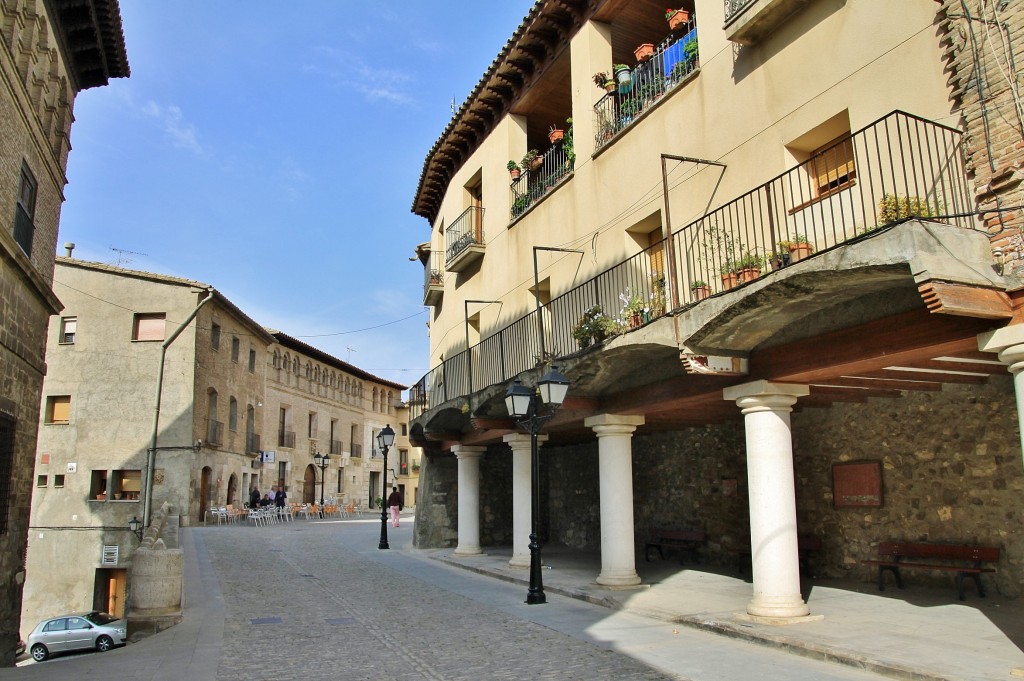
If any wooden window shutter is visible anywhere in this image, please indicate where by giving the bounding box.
[49,396,71,423]
[811,135,855,195]
[134,314,166,341]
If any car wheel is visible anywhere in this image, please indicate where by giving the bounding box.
[30,644,47,662]
[96,635,114,652]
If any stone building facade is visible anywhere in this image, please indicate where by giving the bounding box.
[261,332,409,510]
[22,258,417,637]
[0,0,128,665]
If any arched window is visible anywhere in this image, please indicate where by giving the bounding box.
[372,388,378,412]
[272,350,280,369]
[228,396,238,431]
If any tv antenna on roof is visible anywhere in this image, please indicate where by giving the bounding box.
[347,345,356,363]
[110,246,147,267]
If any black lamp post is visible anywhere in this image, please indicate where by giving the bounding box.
[312,451,330,507]
[504,366,570,605]
[377,424,396,550]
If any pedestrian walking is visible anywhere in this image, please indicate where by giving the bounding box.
[387,486,402,527]
[249,485,261,509]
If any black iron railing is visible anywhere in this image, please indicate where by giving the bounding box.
[594,20,698,152]
[411,111,971,420]
[510,139,574,220]
[278,431,296,448]
[446,206,485,265]
[423,250,443,295]
[13,204,33,255]
[246,432,260,454]
[724,0,754,23]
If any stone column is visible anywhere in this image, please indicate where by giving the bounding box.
[503,433,546,568]
[978,325,1024,470]
[584,414,645,587]
[452,446,485,556]
[723,380,810,619]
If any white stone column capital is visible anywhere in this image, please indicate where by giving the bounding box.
[502,433,546,450]
[584,413,645,433]
[723,380,810,404]
[451,445,485,460]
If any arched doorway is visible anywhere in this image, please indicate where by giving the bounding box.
[303,464,316,503]
[226,473,237,507]
[199,466,213,523]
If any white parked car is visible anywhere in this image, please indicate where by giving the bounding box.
[26,611,126,661]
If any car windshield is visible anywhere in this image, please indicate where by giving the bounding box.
[84,612,118,625]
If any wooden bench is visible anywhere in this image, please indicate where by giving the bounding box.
[862,541,1000,600]
[730,535,822,577]
[645,528,706,565]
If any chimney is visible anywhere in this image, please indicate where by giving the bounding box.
[63,243,75,258]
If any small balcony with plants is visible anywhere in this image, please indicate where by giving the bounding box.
[724,0,813,46]
[445,205,486,272]
[422,249,443,306]
[508,120,576,221]
[593,6,698,152]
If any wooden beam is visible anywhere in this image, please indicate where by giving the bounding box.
[751,308,999,384]
[816,376,942,391]
[894,359,1007,375]
[809,385,903,400]
[858,368,988,384]
[918,281,1013,319]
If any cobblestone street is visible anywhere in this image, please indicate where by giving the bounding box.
[3,517,925,681]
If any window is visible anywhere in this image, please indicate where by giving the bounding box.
[12,163,37,255]
[59,317,77,344]
[36,475,47,487]
[111,469,141,500]
[211,323,221,350]
[231,337,240,362]
[54,474,65,488]
[42,619,67,633]
[401,423,408,436]
[810,134,856,196]
[90,470,108,499]
[248,348,256,373]
[229,397,238,431]
[308,412,317,438]
[133,313,166,341]
[45,395,71,424]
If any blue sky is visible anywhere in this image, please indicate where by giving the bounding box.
[60,1,536,388]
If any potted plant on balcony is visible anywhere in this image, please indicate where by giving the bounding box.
[666,8,690,31]
[507,160,521,180]
[683,36,699,70]
[593,71,616,93]
[737,251,763,283]
[720,262,740,290]
[634,43,656,62]
[787,234,814,262]
[548,124,565,144]
[572,305,620,349]
[614,64,632,91]
[521,149,543,172]
[690,280,711,301]
[619,288,646,328]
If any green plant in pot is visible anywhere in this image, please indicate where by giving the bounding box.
[572,305,621,349]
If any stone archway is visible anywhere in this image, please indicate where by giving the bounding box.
[199,466,213,523]
[226,473,237,507]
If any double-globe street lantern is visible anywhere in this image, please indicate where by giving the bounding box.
[504,366,570,605]
[312,451,330,507]
[376,424,396,550]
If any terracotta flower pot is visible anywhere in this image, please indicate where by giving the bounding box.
[788,243,814,263]
[548,129,565,144]
[691,285,711,301]
[529,155,544,171]
[738,267,761,283]
[668,9,690,31]
[721,272,739,290]
[634,43,655,62]
[604,80,617,93]
[509,168,521,180]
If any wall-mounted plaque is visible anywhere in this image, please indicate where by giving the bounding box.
[832,460,883,508]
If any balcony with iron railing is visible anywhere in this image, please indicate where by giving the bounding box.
[246,432,261,454]
[278,430,296,448]
[594,18,698,153]
[446,206,485,272]
[510,136,575,220]
[329,439,343,455]
[423,250,443,306]
[411,111,972,422]
[351,443,362,458]
[13,204,33,255]
[724,0,810,45]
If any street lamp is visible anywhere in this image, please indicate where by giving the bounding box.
[312,451,330,507]
[128,516,144,541]
[377,424,396,550]
[504,366,569,604]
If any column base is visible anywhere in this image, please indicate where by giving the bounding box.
[596,569,641,587]
[453,546,483,557]
[508,554,530,568]
[746,594,810,618]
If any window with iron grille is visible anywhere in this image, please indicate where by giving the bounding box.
[12,163,36,255]
[0,413,14,534]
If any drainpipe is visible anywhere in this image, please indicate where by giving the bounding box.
[143,288,215,527]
